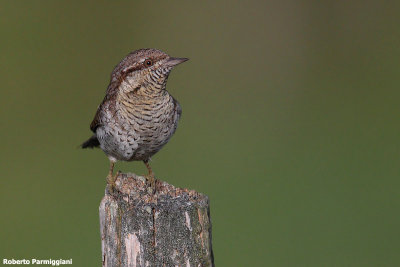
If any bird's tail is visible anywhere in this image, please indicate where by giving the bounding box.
[81,135,100,149]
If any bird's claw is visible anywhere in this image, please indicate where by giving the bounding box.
[145,173,156,194]
[107,171,120,192]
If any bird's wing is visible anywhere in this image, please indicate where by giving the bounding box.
[89,94,114,133]
[89,101,104,133]
[90,77,120,133]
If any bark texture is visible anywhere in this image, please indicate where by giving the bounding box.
[99,173,214,267]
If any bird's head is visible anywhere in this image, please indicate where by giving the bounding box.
[111,49,188,93]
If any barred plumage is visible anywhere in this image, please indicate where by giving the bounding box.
[82,49,188,190]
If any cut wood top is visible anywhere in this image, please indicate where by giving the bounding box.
[106,173,209,207]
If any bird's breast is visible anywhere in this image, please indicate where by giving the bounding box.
[101,91,180,161]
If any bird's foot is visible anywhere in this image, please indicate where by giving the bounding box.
[107,171,121,192]
[145,173,156,194]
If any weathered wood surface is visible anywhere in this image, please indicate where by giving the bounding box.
[99,173,214,267]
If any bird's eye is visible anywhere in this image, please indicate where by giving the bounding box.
[145,59,153,67]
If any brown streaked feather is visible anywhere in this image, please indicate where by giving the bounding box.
[106,49,168,96]
[90,104,103,132]
[89,89,117,133]
[89,50,168,133]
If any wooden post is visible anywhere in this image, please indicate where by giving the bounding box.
[99,173,214,267]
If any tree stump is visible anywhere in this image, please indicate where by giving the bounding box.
[99,173,214,267]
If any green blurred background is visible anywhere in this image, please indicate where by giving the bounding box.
[1,1,399,266]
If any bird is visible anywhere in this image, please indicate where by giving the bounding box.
[81,48,188,191]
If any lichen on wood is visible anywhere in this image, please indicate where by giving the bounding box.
[99,173,214,267]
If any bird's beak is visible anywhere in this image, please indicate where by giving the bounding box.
[166,57,189,67]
